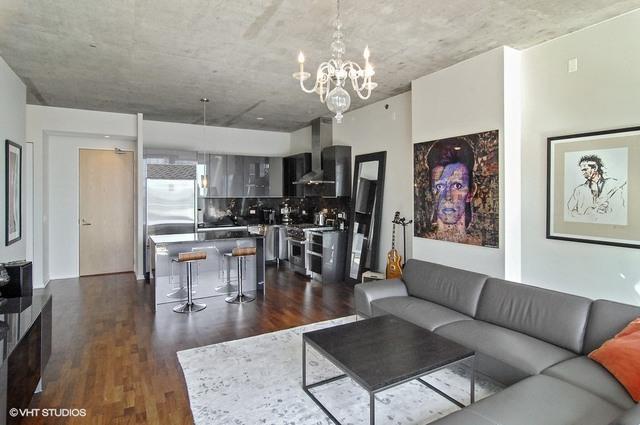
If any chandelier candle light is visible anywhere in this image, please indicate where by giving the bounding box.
[293,0,377,123]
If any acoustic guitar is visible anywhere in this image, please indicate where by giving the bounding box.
[386,212,403,279]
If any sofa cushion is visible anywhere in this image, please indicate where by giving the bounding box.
[609,404,640,425]
[435,320,576,376]
[543,356,635,409]
[475,278,591,353]
[430,375,622,425]
[354,279,408,317]
[583,299,640,354]
[401,259,487,317]
[370,296,471,331]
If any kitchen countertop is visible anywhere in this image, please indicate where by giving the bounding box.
[150,230,263,245]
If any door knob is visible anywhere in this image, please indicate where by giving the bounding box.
[81,219,92,226]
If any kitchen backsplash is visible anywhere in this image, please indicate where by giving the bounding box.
[199,197,351,225]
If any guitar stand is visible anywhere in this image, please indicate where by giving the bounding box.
[392,212,413,267]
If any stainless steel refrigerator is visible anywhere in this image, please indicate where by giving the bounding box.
[144,164,197,275]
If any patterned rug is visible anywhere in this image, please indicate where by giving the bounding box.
[177,316,502,425]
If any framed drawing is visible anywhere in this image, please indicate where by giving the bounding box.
[414,130,499,248]
[5,139,21,246]
[547,126,640,248]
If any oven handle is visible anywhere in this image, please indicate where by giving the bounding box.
[287,239,307,246]
[308,251,322,257]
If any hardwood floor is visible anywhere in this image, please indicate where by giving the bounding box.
[24,265,355,425]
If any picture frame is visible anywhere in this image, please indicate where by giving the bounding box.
[546,126,640,249]
[414,130,500,248]
[5,139,22,246]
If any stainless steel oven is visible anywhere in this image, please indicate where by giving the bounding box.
[308,232,323,280]
[288,239,307,275]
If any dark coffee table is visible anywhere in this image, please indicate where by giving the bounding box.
[302,315,475,425]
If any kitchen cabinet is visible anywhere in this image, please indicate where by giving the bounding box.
[243,156,269,197]
[321,145,351,197]
[268,157,283,197]
[195,153,284,199]
[197,153,227,197]
[226,155,245,197]
[283,153,312,197]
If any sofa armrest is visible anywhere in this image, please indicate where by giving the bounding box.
[609,404,640,425]
[354,279,408,317]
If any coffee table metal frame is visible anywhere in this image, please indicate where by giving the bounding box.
[302,338,475,425]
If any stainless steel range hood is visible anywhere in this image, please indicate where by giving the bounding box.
[294,118,335,185]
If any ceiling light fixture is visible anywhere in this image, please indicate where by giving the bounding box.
[256,117,264,120]
[293,0,376,123]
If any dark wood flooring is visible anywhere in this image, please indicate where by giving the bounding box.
[24,265,355,424]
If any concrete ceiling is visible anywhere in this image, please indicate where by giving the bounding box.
[1,1,639,132]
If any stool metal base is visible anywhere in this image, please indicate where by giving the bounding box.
[225,294,255,304]
[173,301,207,313]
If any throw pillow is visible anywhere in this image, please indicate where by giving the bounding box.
[589,317,640,402]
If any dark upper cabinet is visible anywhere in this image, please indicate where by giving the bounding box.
[283,153,312,197]
[321,145,351,198]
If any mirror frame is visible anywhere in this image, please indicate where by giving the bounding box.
[345,151,387,284]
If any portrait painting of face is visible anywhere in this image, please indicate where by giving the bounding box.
[414,130,499,248]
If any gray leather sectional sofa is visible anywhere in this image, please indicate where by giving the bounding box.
[354,259,640,425]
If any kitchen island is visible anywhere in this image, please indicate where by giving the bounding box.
[148,229,265,311]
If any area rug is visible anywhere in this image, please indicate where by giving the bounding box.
[177,316,502,425]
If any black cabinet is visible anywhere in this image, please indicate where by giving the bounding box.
[1,261,32,298]
[283,153,311,197]
[321,145,351,198]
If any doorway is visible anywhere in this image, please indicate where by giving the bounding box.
[79,149,135,276]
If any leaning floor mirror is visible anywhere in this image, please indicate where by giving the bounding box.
[345,151,386,283]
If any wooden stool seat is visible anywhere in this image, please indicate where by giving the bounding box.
[172,251,207,313]
[225,247,257,257]
[224,246,256,304]
[173,251,207,262]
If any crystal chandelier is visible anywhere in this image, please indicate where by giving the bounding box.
[293,0,377,123]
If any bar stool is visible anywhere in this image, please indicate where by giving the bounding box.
[214,246,237,294]
[224,247,256,304]
[171,251,207,313]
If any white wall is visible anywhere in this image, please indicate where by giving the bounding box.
[411,47,522,278]
[0,57,27,263]
[333,92,414,271]
[26,105,138,286]
[290,125,312,155]
[144,120,291,156]
[521,10,640,304]
[47,135,136,279]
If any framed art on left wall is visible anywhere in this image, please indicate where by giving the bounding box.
[5,139,21,246]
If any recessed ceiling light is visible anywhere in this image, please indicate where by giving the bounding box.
[104,135,110,138]
[256,117,264,120]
